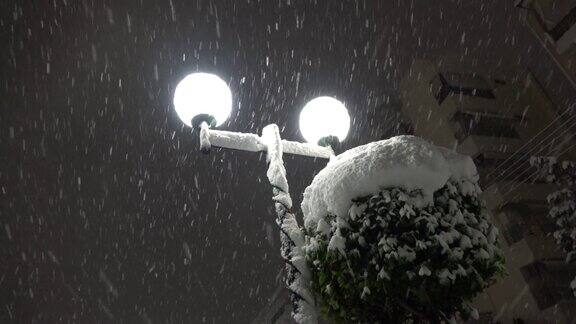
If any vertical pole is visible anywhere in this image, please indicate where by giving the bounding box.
[199,121,211,154]
[261,124,316,324]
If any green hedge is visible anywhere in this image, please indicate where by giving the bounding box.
[305,179,505,323]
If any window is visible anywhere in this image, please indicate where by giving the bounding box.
[521,261,546,280]
[500,205,526,245]
[503,223,524,245]
[520,261,576,310]
[548,6,576,41]
[430,72,495,104]
[451,111,519,142]
[500,202,555,242]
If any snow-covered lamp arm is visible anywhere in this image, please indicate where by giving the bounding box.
[197,124,334,159]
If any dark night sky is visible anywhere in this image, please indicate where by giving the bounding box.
[1,1,575,323]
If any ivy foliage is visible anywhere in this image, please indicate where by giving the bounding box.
[531,156,576,295]
[305,179,505,323]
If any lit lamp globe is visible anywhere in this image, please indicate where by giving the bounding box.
[173,72,232,128]
[299,96,350,146]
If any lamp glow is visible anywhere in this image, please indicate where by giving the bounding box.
[299,96,350,145]
[173,73,232,127]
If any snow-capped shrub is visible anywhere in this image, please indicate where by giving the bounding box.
[304,179,505,323]
[300,136,505,322]
[531,156,576,296]
[548,189,576,265]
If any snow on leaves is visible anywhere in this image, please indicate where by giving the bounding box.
[531,156,576,296]
[304,179,504,323]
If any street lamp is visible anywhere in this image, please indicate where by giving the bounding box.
[299,96,350,146]
[173,72,350,323]
[173,72,232,128]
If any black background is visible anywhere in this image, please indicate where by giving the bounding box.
[1,0,575,323]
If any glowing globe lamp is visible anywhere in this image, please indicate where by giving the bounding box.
[299,96,350,145]
[173,73,232,127]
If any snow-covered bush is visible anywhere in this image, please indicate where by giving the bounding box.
[548,189,576,264]
[301,136,505,322]
[531,156,576,296]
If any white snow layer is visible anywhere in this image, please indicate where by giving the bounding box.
[301,135,478,229]
[205,125,333,159]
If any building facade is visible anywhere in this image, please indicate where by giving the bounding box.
[518,0,576,90]
[399,57,576,323]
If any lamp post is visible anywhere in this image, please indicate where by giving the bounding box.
[173,72,350,323]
